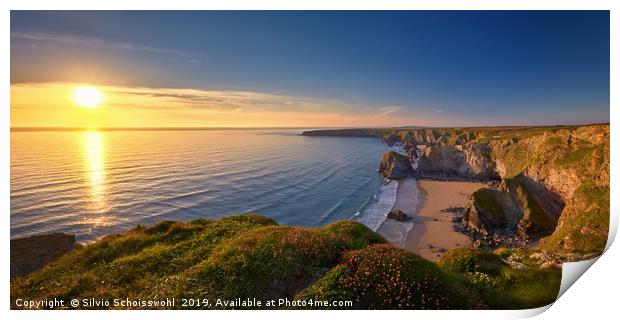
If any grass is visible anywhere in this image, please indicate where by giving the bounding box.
[11,216,386,309]
[383,150,409,162]
[472,189,506,222]
[173,221,386,305]
[435,247,506,276]
[555,143,605,167]
[494,143,538,178]
[544,136,563,146]
[11,214,279,307]
[11,214,563,310]
[436,247,561,309]
[296,244,485,309]
[539,184,610,255]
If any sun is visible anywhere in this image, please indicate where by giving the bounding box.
[73,86,104,108]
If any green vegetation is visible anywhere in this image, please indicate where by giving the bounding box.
[544,136,563,146]
[436,247,561,309]
[11,214,279,307]
[436,247,506,276]
[296,244,485,309]
[174,221,386,304]
[494,143,539,178]
[471,126,568,143]
[555,141,605,167]
[540,184,610,255]
[11,215,386,309]
[472,189,505,222]
[11,214,562,310]
[505,177,556,236]
[383,150,409,162]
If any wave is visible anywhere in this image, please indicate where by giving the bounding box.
[352,179,399,232]
[352,179,422,247]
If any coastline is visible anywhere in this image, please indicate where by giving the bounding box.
[404,179,487,260]
[375,178,422,247]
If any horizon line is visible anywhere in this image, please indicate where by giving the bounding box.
[9,123,609,132]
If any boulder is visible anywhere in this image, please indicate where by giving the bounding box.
[378,151,414,179]
[463,188,508,236]
[387,208,410,222]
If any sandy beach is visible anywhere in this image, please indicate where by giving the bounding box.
[376,179,423,247]
[404,179,487,260]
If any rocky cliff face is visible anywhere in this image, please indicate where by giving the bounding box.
[305,124,610,257]
[441,125,609,256]
[404,142,419,161]
[463,174,565,241]
[417,143,500,181]
[378,151,415,179]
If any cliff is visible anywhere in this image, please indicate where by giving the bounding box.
[417,143,499,180]
[478,125,609,257]
[11,233,76,278]
[11,214,560,310]
[304,124,610,257]
[378,151,415,179]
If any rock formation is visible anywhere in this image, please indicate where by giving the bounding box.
[404,141,419,161]
[387,208,410,222]
[417,143,500,181]
[378,151,414,179]
[305,124,610,257]
[463,174,565,240]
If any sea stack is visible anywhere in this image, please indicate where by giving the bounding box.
[378,151,414,179]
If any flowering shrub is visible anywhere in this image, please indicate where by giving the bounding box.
[11,213,559,310]
[436,247,505,276]
[296,244,485,309]
[176,220,387,305]
[437,246,561,309]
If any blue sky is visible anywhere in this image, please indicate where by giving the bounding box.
[11,11,610,127]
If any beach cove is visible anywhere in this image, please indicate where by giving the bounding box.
[375,178,485,260]
[405,179,486,260]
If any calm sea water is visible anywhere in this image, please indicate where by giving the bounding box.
[11,129,395,242]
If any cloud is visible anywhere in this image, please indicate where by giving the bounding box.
[12,82,471,128]
[105,86,344,113]
[11,32,198,58]
[374,106,403,117]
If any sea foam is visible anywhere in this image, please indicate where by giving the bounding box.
[352,179,399,232]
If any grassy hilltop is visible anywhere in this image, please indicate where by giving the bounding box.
[12,214,560,310]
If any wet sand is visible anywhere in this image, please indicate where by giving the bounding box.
[405,180,487,260]
[376,179,423,247]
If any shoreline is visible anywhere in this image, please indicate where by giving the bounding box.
[403,179,487,260]
[375,178,422,247]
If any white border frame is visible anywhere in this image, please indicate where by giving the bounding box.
[2,1,617,319]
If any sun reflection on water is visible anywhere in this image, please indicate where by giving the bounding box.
[82,131,110,225]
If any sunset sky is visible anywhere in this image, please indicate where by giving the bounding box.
[10,11,610,128]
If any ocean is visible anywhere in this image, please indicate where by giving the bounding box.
[11,129,408,242]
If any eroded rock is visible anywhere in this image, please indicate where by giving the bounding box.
[378,151,414,179]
